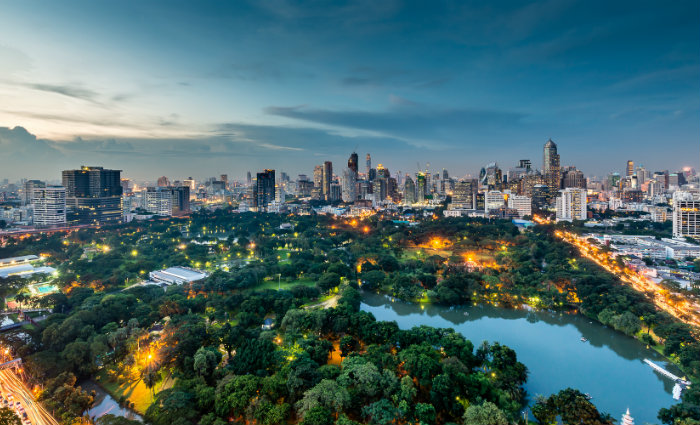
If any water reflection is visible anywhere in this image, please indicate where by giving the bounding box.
[81,380,143,422]
[362,292,680,425]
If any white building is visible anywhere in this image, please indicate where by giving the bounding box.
[143,187,173,216]
[484,191,506,213]
[32,187,66,227]
[507,194,532,218]
[148,266,207,285]
[556,188,587,222]
[673,191,700,238]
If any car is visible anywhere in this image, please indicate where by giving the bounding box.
[15,401,20,407]
[21,413,27,419]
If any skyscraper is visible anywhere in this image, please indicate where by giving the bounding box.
[673,191,700,239]
[253,169,276,211]
[62,166,123,224]
[543,139,561,201]
[403,175,416,205]
[348,152,358,175]
[626,160,634,177]
[322,161,333,201]
[416,172,427,203]
[366,153,371,177]
[342,167,357,203]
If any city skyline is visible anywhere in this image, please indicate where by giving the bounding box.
[1,0,699,179]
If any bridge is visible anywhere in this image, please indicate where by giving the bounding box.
[644,359,691,385]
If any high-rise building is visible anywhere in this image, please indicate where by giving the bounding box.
[531,185,549,210]
[143,187,173,216]
[348,152,358,175]
[62,166,123,224]
[22,180,46,205]
[626,160,634,177]
[157,176,170,187]
[32,186,66,227]
[366,153,371,177]
[403,175,416,205]
[313,165,323,188]
[246,172,252,186]
[416,173,427,203]
[555,188,587,222]
[254,169,276,211]
[322,161,333,201]
[342,168,357,202]
[484,191,506,213]
[562,166,586,189]
[451,180,473,208]
[507,194,532,218]
[673,191,700,239]
[171,186,190,214]
[543,139,561,201]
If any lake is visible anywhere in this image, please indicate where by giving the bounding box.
[361,292,682,425]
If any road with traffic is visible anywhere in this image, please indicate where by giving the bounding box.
[0,369,59,425]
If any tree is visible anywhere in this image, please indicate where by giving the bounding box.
[339,335,357,358]
[413,403,436,424]
[193,347,220,379]
[296,379,350,419]
[0,408,21,425]
[317,272,340,293]
[462,402,509,425]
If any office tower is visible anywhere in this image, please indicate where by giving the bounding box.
[366,153,371,177]
[280,172,289,182]
[330,184,342,202]
[442,168,449,180]
[253,169,276,211]
[368,168,377,181]
[183,177,196,191]
[348,152,359,175]
[507,194,532,218]
[480,162,503,189]
[452,180,473,208]
[626,160,634,177]
[296,175,313,197]
[673,191,700,238]
[372,178,387,204]
[342,168,357,202]
[404,175,416,205]
[22,180,45,205]
[275,184,285,203]
[246,172,252,186]
[543,139,561,200]
[120,178,133,195]
[313,165,323,188]
[531,185,550,210]
[416,173,427,203]
[172,186,190,214]
[62,166,123,225]
[322,161,333,201]
[157,176,170,187]
[555,188,587,222]
[143,187,173,216]
[484,191,506,213]
[32,186,66,227]
[562,166,586,189]
[508,160,532,182]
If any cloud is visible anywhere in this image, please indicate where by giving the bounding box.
[24,83,100,103]
[264,102,527,145]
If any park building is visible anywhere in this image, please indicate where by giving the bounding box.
[32,186,67,227]
[555,188,587,222]
[673,191,700,239]
[148,266,208,286]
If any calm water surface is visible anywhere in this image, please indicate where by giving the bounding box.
[361,292,682,425]
[81,380,142,421]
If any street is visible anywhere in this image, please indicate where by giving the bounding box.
[0,369,59,425]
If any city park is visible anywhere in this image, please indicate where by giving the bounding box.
[0,209,697,425]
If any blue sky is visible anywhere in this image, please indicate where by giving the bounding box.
[0,0,698,181]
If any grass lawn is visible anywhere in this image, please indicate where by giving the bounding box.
[254,278,316,291]
[402,247,452,260]
[95,369,175,414]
